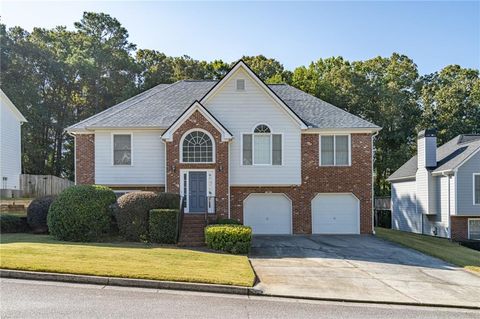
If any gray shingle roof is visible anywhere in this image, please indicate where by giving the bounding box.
[388,135,480,181]
[67,81,379,131]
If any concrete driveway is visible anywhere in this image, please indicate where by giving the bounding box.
[249,235,480,308]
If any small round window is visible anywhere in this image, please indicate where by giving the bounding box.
[254,124,271,133]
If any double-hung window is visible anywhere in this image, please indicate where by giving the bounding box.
[469,219,480,240]
[320,135,350,166]
[113,134,132,165]
[243,124,282,165]
[474,174,480,205]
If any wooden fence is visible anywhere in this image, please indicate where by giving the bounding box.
[374,197,391,211]
[20,174,74,197]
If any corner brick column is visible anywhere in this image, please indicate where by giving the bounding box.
[75,134,95,184]
[450,216,469,241]
[165,110,229,219]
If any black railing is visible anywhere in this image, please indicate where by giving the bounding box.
[176,196,185,243]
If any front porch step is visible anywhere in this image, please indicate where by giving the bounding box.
[178,215,210,247]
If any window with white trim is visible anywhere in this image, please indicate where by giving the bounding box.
[182,131,213,163]
[469,219,480,240]
[242,124,282,165]
[320,135,350,166]
[113,134,132,165]
[474,174,480,205]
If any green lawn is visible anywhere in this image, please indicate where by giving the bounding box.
[0,211,26,217]
[375,227,480,273]
[0,233,256,287]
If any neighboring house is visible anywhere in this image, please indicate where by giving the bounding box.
[67,61,380,237]
[388,129,480,241]
[0,89,27,197]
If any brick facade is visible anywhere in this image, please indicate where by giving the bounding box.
[165,110,229,219]
[450,216,470,241]
[231,133,373,234]
[75,134,95,184]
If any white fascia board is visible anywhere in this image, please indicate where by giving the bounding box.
[161,101,233,142]
[387,176,416,183]
[1,89,27,122]
[200,61,308,129]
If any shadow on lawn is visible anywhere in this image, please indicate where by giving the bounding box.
[0,233,222,254]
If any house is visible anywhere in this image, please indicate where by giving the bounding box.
[0,89,27,197]
[67,61,380,239]
[388,129,480,241]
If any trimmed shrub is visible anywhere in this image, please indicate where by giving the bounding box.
[149,209,179,244]
[205,224,252,254]
[216,218,241,225]
[0,215,29,233]
[47,185,117,242]
[115,192,180,241]
[27,195,56,233]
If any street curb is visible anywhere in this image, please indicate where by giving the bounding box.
[0,269,260,296]
[249,288,480,310]
[2,269,479,310]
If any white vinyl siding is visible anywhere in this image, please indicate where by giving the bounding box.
[95,130,165,185]
[456,151,480,215]
[0,98,23,190]
[320,135,350,166]
[205,68,301,186]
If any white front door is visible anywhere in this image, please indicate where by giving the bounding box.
[312,193,360,234]
[244,193,292,235]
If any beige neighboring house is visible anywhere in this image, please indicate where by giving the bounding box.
[0,89,27,197]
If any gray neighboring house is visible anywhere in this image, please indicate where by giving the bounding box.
[388,129,480,241]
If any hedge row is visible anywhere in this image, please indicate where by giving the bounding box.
[205,224,252,254]
[114,192,180,241]
[149,209,179,244]
[0,215,29,233]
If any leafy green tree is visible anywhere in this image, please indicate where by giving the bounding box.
[419,65,480,144]
[240,55,287,83]
[136,49,174,90]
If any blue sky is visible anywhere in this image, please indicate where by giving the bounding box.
[2,1,479,74]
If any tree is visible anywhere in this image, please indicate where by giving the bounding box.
[240,55,287,83]
[136,49,174,90]
[419,65,480,144]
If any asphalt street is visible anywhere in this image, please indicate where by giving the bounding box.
[1,279,478,318]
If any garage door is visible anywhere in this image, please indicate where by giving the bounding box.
[312,193,360,234]
[244,194,292,235]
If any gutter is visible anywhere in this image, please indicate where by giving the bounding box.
[371,130,380,234]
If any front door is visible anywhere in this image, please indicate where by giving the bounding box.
[188,172,207,212]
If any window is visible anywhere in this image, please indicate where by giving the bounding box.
[320,135,350,166]
[474,174,480,205]
[113,134,132,165]
[236,79,245,91]
[242,124,282,165]
[469,219,480,240]
[182,131,213,163]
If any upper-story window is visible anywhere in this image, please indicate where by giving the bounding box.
[320,135,351,166]
[474,174,480,205]
[182,130,214,163]
[113,134,132,165]
[243,124,282,165]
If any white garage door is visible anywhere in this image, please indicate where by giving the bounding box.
[312,193,360,234]
[244,194,292,235]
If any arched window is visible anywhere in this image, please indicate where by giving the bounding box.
[182,131,214,163]
[242,124,282,165]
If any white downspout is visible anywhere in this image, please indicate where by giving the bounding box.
[371,130,380,234]
[442,171,451,239]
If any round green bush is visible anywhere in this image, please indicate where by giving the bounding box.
[27,195,56,233]
[115,192,180,241]
[47,185,117,241]
[205,224,252,254]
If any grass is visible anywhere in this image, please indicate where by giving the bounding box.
[0,233,256,287]
[0,211,26,217]
[375,227,480,273]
